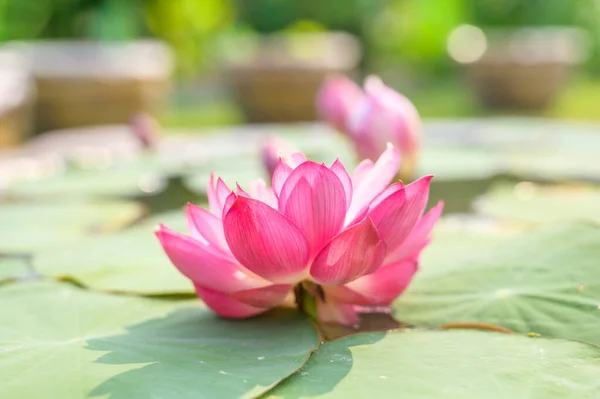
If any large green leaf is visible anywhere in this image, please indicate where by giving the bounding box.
[266,330,600,398]
[505,152,600,182]
[419,217,520,274]
[417,146,502,180]
[425,118,600,151]
[184,156,267,194]
[134,209,188,233]
[9,155,180,199]
[0,281,319,399]
[423,118,549,149]
[502,124,600,182]
[0,257,31,282]
[0,200,144,254]
[393,222,600,345]
[428,177,497,214]
[424,118,600,182]
[33,212,191,294]
[474,182,600,225]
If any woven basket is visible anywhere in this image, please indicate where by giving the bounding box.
[0,51,35,148]
[226,32,361,123]
[460,28,587,111]
[7,40,173,132]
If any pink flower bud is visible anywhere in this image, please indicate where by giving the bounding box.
[260,137,307,179]
[130,113,160,149]
[316,75,363,132]
[317,75,421,176]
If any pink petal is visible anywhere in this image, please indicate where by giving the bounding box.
[236,183,250,197]
[374,179,407,201]
[367,181,405,211]
[229,284,292,308]
[348,76,421,163]
[317,300,359,325]
[223,196,310,283]
[345,181,405,227]
[339,258,419,306]
[262,136,307,181]
[261,137,298,178]
[289,152,308,166]
[261,140,280,179]
[345,144,401,223]
[207,173,232,217]
[330,159,353,208]
[272,159,293,198]
[221,192,237,220]
[346,78,404,162]
[248,179,278,209]
[322,285,369,305]
[185,203,230,253]
[386,201,443,264]
[310,217,386,285]
[216,178,231,200]
[351,159,375,187]
[316,75,364,133]
[367,175,432,253]
[156,225,269,292]
[206,173,220,215]
[195,285,266,319]
[364,76,421,157]
[278,162,347,257]
[346,98,384,161]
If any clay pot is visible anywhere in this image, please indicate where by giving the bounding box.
[0,51,35,148]
[5,40,173,132]
[226,32,361,123]
[451,27,587,111]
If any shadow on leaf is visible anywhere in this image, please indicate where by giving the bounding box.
[319,312,405,341]
[86,307,318,399]
[265,332,386,398]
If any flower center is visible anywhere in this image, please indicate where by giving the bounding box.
[294,281,325,320]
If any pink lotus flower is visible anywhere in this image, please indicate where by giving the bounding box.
[317,75,421,176]
[156,145,442,325]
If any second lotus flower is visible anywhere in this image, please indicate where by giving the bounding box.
[317,75,421,178]
[156,145,442,325]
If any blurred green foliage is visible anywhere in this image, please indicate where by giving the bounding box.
[367,0,465,75]
[0,0,144,40]
[0,0,235,74]
[234,0,382,35]
[465,0,581,27]
[0,0,599,76]
[145,0,234,74]
[461,0,600,74]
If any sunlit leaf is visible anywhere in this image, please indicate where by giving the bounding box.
[0,257,31,282]
[394,222,600,345]
[9,156,178,199]
[0,200,144,254]
[418,146,501,180]
[33,212,191,294]
[267,330,600,398]
[420,216,520,274]
[474,182,600,225]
